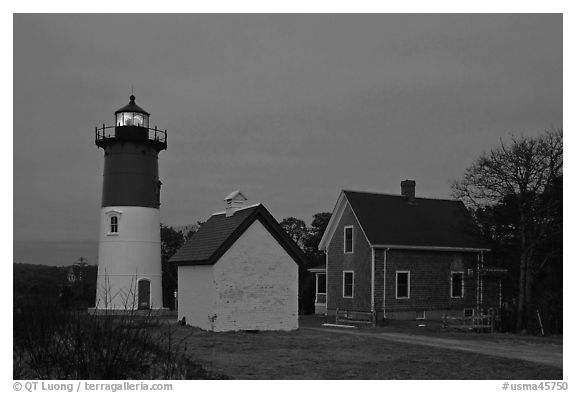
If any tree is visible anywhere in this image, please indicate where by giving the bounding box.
[279,217,308,249]
[160,223,201,309]
[452,129,562,332]
[279,213,332,314]
[303,212,332,254]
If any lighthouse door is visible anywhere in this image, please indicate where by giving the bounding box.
[138,279,151,310]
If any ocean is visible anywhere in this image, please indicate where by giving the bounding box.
[13,240,99,267]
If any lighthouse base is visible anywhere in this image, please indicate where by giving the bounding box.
[95,206,164,311]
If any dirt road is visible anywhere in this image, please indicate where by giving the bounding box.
[306,327,563,369]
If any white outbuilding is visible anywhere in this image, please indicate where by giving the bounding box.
[170,192,304,332]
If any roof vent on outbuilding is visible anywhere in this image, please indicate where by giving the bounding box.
[224,190,248,217]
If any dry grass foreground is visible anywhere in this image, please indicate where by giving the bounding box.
[160,318,562,380]
[13,301,227,379]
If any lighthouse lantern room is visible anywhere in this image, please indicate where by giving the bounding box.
[92,95,167,312]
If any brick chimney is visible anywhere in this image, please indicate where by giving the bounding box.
[224,190,247,217]
[401,180,416,203]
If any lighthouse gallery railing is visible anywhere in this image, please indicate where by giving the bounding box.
[95,125,167,146]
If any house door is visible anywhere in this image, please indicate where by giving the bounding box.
[138,279,151,310]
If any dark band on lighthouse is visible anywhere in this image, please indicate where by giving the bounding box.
[95,95,167,208]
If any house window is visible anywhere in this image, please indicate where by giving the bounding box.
[344,226,354,253]
[110,215,119,233]
[451,271,464,298]
[317,273,326,295]
[396,271,410,299]
[464,308,474,318]
[343,271,354,298]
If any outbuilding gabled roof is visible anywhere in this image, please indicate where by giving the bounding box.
[319,190,490,251]
[170,204,307,266]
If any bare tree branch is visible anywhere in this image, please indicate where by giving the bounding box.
[450,129,562,331]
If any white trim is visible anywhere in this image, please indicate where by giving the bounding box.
[396,270,410,299]
[319,192,372,252]
[342,270,354,299]
[345,197,372,251]
[450,271,465,298]
[416,310,426,320]
[104,209,123,216]
[318,192,347,250]
[343,225,354,254]
[106,211,122,236]
[325,249,329,310]
[370,248,375,313]
[373,244,491,252]
[308,267,326,273]
[319,191,491,253]
[383,248,388,317]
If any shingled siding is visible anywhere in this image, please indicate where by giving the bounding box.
[327,202,372,314]
[384,250,479,318]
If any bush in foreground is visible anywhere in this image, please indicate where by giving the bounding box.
[13,299,226,379]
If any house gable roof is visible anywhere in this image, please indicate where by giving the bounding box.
[169,204,307,266]
[319,190,490,251]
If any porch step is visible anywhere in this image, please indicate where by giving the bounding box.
[322,323,357,329]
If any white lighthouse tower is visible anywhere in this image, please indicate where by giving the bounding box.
[93,95,167,312]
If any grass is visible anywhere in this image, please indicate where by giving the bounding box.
[159,316,562,380]
[14,302,562,380]
[13,299,226,379]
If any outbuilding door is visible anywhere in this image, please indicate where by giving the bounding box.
[138,279,150,310]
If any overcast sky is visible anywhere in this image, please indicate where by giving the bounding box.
[13,14,562,259]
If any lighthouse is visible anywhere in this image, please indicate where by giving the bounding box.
[93,95,167,312]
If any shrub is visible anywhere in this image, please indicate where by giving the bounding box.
[13,299,225,379]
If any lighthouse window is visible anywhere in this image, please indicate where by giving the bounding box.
[116,112,149,128]
[110,216,118,233]
[132,114,144,126]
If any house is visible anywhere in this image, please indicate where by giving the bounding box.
[308,263,327,314]
[169,191,305,332]
[67,258,88,284]
[315,180,504,322]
